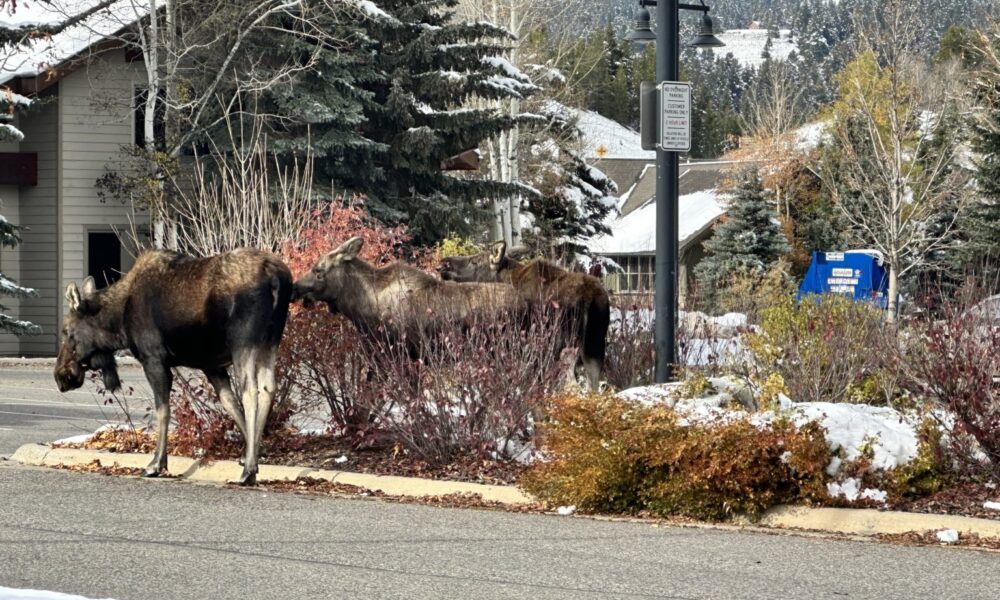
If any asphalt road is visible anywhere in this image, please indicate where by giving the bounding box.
[0,363,152,455]
[2,366,1000,600]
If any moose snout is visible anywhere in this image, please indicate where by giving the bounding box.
[292,278,317,306]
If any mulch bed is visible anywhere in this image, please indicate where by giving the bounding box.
[266,434,526,486]
[244,476,545,512]
[54,429,525,486]
[891,482,1000,521]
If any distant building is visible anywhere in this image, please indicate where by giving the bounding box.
[572,108,741,306]
[0,3,149,356]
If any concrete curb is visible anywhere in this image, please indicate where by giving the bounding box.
[759,505,1000,538]
[10,444,535,505]
[12,443,1000,539]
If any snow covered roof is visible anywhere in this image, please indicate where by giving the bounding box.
[574,107,655,161]
[714,29,797,69]
[588,189,727,255]
[0,1,146,86]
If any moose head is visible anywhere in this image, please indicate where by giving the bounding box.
[438,241,530,283]
[54,277,122,393]
[292,236,366,313]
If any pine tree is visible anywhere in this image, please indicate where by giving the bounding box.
[330,0,538,246]
[0,92,38,334]
[695,168,790,308]
[248,0,537,246]
[968,28,1000,281]
[520,102,617,260]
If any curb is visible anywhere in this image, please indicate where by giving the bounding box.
[11,443,1000,540]
[0,357,142,368]
[759,505,1000,538]
[10,443,535,505]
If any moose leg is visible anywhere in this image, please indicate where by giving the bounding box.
[582,355,603,392]
[236,350,261,486]
[205,369,248,443]
[142,362,173,477]
[252,351,277,464]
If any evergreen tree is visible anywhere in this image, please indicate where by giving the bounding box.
[695,168,790,307]
[521,102,617,260]
[968,28,1000,281]
[252,0,538,246]
[1,3,41,335]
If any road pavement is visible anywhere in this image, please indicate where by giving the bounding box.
[2,365,999,600]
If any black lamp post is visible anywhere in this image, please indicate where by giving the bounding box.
[627,0,723,383]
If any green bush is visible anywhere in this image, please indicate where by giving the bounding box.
[521,393,830,520]
[745,294,900,404]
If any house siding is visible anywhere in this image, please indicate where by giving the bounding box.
[57,50,147,355]
[0,182,22,355]
[13,94,60,356]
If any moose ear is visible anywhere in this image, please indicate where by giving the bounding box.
[489,241,507,266]
[81,276,97,297]
[65,282,82,312]
[338,236,364,260]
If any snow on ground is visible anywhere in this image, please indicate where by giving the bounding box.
[714,29,797,69]
[617,379,925,501]
[588,190,726,254]
[1,1,149,85]
[0,588,116,600]
[793,121,830,151]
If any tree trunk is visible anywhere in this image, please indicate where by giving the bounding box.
[886,263,899,323]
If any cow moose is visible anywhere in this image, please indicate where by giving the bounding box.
[54,249,293,485]
[292,236,525,349]
[438,241,610,390]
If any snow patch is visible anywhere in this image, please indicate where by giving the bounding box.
[714,29,797,69]
[588,190,726,254]
[0,587,117,600]
[983,501,1000,512]
[556,505,576,516]
[935,529,960,544]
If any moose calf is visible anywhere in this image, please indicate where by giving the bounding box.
[438,242,610,389]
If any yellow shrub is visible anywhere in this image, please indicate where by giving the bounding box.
[745,294,892,403]
[436,235,481,258]
[521,392,830,520]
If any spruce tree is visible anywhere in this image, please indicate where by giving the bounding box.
[331,0,538,245]
[695,168,790,308]
[968,29,1000,281]
[0,51,40,335]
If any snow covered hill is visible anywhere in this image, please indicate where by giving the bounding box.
[714,29,798,69]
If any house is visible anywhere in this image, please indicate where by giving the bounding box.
[572,108,737,305]
[0,2,149,356]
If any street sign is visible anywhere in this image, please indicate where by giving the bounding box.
[659,81,691,152]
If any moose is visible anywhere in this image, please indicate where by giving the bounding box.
[54,249,293,485]
[438,241,610,390]
[292,236,525,349]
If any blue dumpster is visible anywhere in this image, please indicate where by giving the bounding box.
[798,250,889,308]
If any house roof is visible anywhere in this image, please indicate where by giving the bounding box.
[588,189,727,255]
[0,1,145,88]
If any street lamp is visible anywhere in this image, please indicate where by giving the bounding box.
[626,0,724,383]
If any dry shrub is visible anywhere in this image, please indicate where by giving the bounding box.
[278,201,571,463]
[898,283,1000,477]
[351,303,573,463]
[521,392,830,520]
[745,294,901,404]
[715,259,797,323]
[604,297,654,389]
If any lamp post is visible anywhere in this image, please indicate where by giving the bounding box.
[627,0,723,383]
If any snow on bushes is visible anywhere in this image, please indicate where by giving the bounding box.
[524,374,954,518]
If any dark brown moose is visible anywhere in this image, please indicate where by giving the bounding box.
[54,249,293,485]
[292,236,524,348]
[438,241,610,389]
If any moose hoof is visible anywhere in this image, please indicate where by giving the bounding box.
[237,471,257,486]
[142,468,162,478]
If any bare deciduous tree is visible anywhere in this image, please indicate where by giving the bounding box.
[824,0,970,321]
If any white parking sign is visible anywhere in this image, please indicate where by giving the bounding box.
[659,82,692,152]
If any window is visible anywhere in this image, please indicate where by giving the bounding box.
[88,232,122,289]
[134,87,166,149]
[604,254,655,294]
